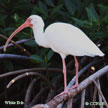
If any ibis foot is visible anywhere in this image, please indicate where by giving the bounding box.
[54,84,79,99]
[54,88,70,99]
[69,83,79,90]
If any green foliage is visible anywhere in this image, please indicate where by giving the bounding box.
[30,49,54,67]
[24,40,37,47]
[72,18,91,28]
[30,54,44,63]
[0,0,108,71]
[86,3,100,23]
[47,49,54,61]
[64,0,82,16]
[43,0,55,7]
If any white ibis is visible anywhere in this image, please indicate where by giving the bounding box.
[4,15,104,96]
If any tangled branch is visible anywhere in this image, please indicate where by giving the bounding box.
[0,54,30,61]
[0,68,73,78]
[31,65,108,108]
[6,72,51,88]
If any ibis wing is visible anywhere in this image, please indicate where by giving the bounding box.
[45,23,104,57]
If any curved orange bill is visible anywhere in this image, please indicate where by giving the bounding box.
[4,20,32,52]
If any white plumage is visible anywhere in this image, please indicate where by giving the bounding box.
[30,15,104,58]
[45,22,104,57]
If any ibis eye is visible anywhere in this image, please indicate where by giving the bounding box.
[28,18,32,22]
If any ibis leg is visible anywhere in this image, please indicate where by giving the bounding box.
[62,58,67,90]
[54,58,69,98]
[54,57,79,98]
[71,56,79,89]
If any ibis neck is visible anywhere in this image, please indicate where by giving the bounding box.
[33,25,49,48]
